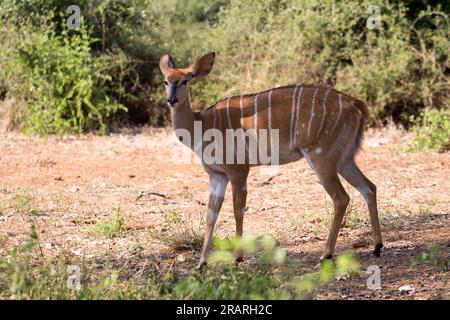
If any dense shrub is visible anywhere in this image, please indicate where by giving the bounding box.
[192,0,449,122]
[0,10,128,133]
[0,0,449,137]
[408,108,450,153]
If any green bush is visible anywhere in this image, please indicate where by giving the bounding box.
[0,1,140,133]
[2,14,129,134]
[0,14,127,134]
[0,0,449,132]
[191,0,449,124]
[408,108,450,153]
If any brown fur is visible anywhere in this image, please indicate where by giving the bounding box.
[159,52,383,268]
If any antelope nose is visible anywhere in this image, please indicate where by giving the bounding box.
[168,96,178,106]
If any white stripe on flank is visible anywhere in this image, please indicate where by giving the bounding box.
[239,95,248,156]
[254,93,259,131]
[293,86,304,145]
[330,93,343,134]
[268,90,273,132]
[307,88,319,141]
[290,85,300,148]
[268,90,273,154]
[226,97,232,129]
[239,95,244,127]
[317,87,331,138]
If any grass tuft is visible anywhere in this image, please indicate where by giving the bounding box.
[149,210,203,251]
[87,210,124,238]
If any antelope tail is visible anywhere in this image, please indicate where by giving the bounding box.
[353,99,370,155]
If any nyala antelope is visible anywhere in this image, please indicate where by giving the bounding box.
[159,52,383,268]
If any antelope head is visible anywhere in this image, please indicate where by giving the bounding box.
[159,52,216,108]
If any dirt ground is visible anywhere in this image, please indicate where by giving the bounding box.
[0,126,449,300]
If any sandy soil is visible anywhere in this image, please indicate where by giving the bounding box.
[0,126,449,299]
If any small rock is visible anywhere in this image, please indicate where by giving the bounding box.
[399,285,415,294]
[72,249,83,256]
[43,242,53,249]
[336,275,349,281]
[69,186,80,192]
[310,218,322,224]
[176,253,190,262]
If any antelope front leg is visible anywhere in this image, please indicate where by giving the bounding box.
[231,174,248,262]
[197,172,229,269]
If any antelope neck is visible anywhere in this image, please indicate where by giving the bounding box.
[170,88,198,148]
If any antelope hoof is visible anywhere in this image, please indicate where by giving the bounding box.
[372,243,384,257]
[196,260,207,270]
[314,254,332,269]
[320,253,333,262]
[315,255,331,269]
[235,250,244,264]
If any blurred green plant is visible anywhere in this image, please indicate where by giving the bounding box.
[0,227,361,300]
[412,243,449,272]
[407,108,450,153]
[210,234,286,266]
[412,243,449,299]
[200,234,360,299]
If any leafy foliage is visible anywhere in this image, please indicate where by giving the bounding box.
[408,108,450,153]
[0,0,449,134]
[0,13,126,133]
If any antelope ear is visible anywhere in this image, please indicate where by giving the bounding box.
[159,54,176,74]
[188,52,215,78]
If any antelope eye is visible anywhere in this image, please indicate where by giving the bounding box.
[164,80,169,85]
[181,80,188,85]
